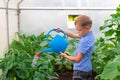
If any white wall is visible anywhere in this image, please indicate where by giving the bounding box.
[8,9,18,43]
[20,0,120,38]
[0,0,18,58]
[20,9,114,38]
[0,0,8,58]
[0,9,8,57]
[20,0,120,8]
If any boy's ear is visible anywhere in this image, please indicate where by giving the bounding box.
[86,26,91,30]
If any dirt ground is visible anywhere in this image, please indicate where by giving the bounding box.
[52,64,97,80]
[52,70,73,80]
[52,70,97,80]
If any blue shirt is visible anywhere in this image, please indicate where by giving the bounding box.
[73,31,95,72]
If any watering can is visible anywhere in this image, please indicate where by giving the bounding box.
[38,28,69,56]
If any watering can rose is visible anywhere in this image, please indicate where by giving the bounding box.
[36,52,41,57]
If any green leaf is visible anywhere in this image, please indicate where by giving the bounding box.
[65,63,72,70]
[99,55,120,80]
[104,29,115,36]
[116,5,120,12]
[113,43,120,54]
[100,26,105,31]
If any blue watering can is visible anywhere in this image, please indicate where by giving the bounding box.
[39,28,69,54]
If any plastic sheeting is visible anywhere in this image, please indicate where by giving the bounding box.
[0,0,120,58]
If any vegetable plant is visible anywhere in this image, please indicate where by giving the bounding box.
[0,33,58,80]
[0,32,79,80]
[92,5,120,80]
[54,38,79,71]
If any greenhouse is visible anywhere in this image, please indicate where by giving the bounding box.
[0,0,120,80]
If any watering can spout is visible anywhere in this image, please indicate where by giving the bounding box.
[40,48,53,54]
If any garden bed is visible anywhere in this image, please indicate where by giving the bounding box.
[52,69,73,80]
[53,70,97,80]
[53,64,97,80]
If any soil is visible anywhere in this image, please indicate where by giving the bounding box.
[52,64,97,80]
[52,69,73,80]
[52,71,97,80]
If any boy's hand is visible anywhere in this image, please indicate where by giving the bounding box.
[55,28,61,33]
[60,52,67,58]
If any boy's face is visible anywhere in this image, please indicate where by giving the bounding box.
[75,24,90,37]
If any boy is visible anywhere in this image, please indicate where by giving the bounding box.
[57,15,95,80]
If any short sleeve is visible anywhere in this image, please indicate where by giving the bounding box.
[77,38,92,54]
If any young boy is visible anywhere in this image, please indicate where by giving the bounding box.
[57,15,95,80]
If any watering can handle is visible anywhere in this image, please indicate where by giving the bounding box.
[46,28,67,45]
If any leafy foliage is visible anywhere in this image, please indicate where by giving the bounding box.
[99,52,120,80]
[0,33,58,80]
[92,5,120,80]
[92,38,115,74]
[54,38,79,71]
[100,5,120,45]
[0,32,78,80]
